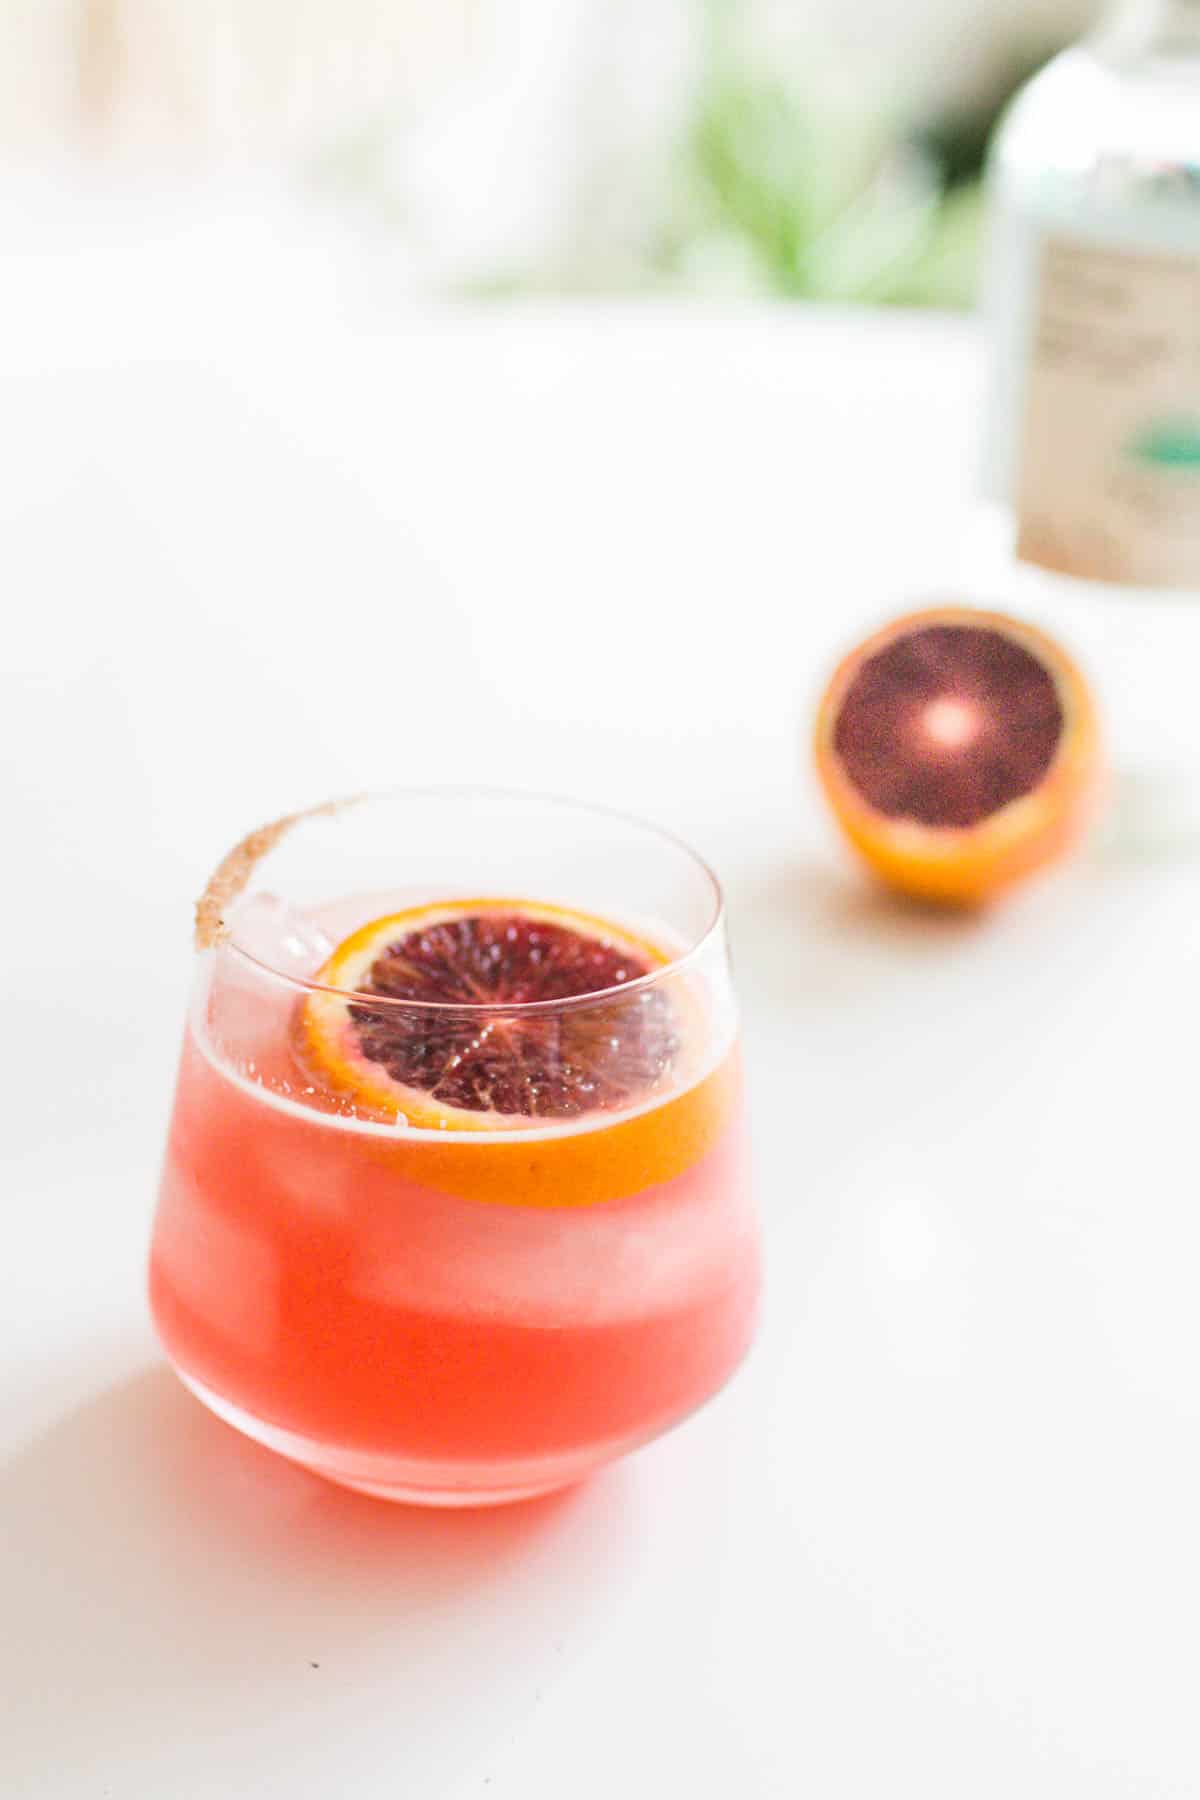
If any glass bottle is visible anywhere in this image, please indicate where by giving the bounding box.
[976,0,1200,840]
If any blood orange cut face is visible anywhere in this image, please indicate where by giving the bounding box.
[296,900,681,1128]
[814,607,1102,904]
[831,623,1065,830]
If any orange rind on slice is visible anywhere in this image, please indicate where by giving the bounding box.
[814,606,1102,905]
[295,898,681,1131]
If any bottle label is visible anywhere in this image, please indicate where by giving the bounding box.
[1015,233,1200,589]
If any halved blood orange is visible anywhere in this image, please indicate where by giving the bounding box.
[814,606,1102,904]
[296,899,680,1130]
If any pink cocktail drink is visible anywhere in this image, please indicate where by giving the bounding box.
[149,792,760,1504]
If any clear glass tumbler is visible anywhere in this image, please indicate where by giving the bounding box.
[149,789,760,1504]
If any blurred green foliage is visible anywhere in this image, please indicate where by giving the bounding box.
[317,0,1061,310]
[653,75,985,307]
[645,8,1058,308]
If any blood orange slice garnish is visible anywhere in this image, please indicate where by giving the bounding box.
[814,606,1102,904]
[296,900,680,1128]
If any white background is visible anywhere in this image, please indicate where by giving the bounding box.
[4,214,1200,1797]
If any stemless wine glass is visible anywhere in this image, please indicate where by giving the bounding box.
[149,789,760,1504]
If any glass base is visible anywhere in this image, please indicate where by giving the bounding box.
[175,1369,619,1507]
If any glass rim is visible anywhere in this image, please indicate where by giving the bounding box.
[204,784,727,1018]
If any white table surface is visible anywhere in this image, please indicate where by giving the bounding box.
[4,213,1200,1796]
